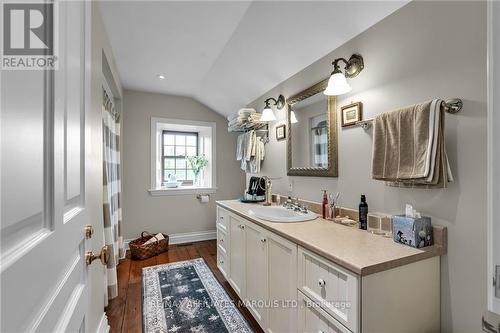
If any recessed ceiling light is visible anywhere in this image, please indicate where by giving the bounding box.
[156,74,165,80]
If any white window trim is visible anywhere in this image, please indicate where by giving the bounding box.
[149,117,217,196]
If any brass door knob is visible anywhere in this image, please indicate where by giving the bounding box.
[85,245,109,266]
[84,225,94,239]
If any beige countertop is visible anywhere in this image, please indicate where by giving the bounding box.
[216,200,446,276]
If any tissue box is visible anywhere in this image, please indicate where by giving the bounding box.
[392,215,433,248]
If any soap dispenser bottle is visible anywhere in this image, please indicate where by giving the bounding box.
[359,195,368,230]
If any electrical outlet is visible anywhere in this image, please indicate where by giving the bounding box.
[288,181,294,195]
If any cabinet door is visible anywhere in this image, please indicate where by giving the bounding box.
[217,226,229,278]
[298,247,359,333]
[228,215,245,298]
[217,206,229,232]
[267,232,298,333]
[245,223,268,328]
[298,292,351,333]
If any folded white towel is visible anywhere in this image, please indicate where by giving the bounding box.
[227,108,256,121]
[143,233,165,245]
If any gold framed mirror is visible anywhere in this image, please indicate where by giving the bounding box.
[286,78,338,177]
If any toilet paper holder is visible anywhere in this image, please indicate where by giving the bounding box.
[196,194,210,202]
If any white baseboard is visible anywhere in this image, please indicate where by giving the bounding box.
[169,230,217,245]
[97,313,110,333]
[123,229,217,251]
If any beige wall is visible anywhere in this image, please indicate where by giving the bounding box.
[247,2,487,332]
[121,90,245,239]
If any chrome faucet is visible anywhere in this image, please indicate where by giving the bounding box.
[283,197,308,213]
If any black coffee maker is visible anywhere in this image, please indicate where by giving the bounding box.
[247,176,266,197]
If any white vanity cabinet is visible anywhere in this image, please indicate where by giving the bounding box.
[219,207,298,333]
[216,204,441,333]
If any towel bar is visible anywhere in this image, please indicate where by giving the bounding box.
[355,98,463,130]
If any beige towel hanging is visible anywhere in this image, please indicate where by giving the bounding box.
[371,99,453,188]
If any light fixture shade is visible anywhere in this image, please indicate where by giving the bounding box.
[324,72,352,96]
[290,110,298,124]
[260,107,276,122]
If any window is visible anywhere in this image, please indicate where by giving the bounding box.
[162,131,198,185]
[149,117,216,196]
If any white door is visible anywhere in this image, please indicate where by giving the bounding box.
[228,215,245,298]
[1,1,105,332]
[244,223,268,328]
[267,232,297,333]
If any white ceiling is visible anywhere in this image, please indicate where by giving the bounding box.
[99,1,407,116]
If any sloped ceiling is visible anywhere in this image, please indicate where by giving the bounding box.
[99,1,408,116]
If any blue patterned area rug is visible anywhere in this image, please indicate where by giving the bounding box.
[142,258,253,333]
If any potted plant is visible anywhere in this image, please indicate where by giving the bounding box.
[187,155,208,187]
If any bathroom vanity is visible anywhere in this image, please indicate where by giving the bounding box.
[216,200,446,333]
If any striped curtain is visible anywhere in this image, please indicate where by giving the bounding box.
[312,122,328,168]
[102,89,124,301]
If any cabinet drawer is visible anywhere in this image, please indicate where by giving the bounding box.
[298,291,351,333]
[217,251,228,278]
[216,206,229,231]
[298,247,359,333]
[217,226,228,254]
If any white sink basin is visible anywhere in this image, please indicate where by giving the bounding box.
[248,206,317,223]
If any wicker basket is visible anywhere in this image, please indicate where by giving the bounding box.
[129,231,169,260]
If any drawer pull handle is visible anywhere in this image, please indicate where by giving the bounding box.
[318,331,325,333]
[318,279,326,287]
[219,260,224,264]
[239,224,245,229]
[220,216,224,219]
[261,238,267,243]
[219,238,224,242]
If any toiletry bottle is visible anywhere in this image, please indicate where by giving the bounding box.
[322,190,329,219]
[328,194,335,220]
[359,195,368,230]
[334,193,341,218]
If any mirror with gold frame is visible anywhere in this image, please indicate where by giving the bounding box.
[286,78,338,177]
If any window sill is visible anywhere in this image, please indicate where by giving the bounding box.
[148,186,217,196]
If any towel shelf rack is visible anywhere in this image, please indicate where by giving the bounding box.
[230,126,270,144]
[354,98,463,130]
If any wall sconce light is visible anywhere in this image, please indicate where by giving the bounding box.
[260,94,285,122]
[324,54,364,96]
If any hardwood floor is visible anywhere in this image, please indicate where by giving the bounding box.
[105,240,263,333]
